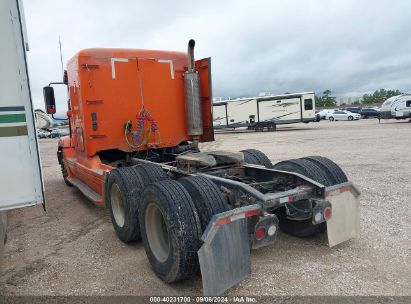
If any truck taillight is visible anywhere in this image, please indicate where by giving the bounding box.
[255,227,266,240]
[252,214,279,249]
[324,207,332,219]
[312,200,332,224]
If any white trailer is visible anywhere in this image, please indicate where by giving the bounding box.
[380,94,411,120]
[0,0,45,254]
[213,92,317,131]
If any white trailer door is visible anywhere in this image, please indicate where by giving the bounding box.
[301,94,315,121]
[0,0,45,210]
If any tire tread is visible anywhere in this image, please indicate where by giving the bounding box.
[302,156,348,184]
[106,167,145,243]
[179,176,230,232]
[140,180,202,283]
[240,149,273,168]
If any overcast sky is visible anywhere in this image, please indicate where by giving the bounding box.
[23,0,411,110]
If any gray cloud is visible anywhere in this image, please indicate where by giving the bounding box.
[23,0,411,110]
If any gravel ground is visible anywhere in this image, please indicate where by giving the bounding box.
[1,119,410,296]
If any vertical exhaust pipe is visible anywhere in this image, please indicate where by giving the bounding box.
[187,39,196,72]
[184,39,203,148]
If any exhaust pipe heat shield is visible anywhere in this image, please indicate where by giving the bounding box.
[184,39,203,137]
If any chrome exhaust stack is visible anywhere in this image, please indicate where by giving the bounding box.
[187,39,196,72]
[184,39,203,149]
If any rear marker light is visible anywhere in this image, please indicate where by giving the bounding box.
[267,225,277,236]
[339,186,352,193]
[255,227,266,240]
[245,209,260,217]
[324,207,332,219]
[213,208,260,227]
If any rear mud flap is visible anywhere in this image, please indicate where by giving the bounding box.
[326,185,360,247]
[198,206,259,296]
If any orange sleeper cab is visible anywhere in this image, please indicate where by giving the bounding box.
[59,48,213,203]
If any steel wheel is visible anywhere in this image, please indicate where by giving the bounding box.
[110,184,126,228]
[329,117,334,121]
[145,202,170,263]
[348,116,353,121]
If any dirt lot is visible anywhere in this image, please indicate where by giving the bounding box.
[1,119,410,296]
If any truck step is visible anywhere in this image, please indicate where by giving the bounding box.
[67,177,104,205]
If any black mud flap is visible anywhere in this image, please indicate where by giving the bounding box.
[198,205,260,296]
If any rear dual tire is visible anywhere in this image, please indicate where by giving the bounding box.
[106,167,145,243]
[241,149,273,168]
[273,158,331,186]
[140,176,230,283]
[106,164,169,243]
[302,156,348,184]
[179,176,230,231]
[139,180,202,283]
[273,156,347,237]
[108,165,230,282]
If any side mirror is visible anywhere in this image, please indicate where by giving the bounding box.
[43,86,56,114]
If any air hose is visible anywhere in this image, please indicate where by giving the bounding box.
[124,108,160,149]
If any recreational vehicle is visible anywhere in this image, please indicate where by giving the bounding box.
[380,94,411,120]
[213,92,317,131]
[0,0,45,261]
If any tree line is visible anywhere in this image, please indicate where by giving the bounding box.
[315,89,403,107]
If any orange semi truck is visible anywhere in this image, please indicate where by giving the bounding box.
[44,40,360,295]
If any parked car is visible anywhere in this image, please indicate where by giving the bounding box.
[49,129,59,138]
[326,110,361,121]
[49,128,69,138]
[37,129,50,139]
[345,107,362,114]
[360,108,381,119]
[317,109,334,120]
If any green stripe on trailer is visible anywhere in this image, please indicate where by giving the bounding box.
[0,126,28,137]
[0,106,25,112]
[0,114,26,123]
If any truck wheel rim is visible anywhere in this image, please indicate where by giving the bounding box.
[145,202,170,263]
[111,184,125,228]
